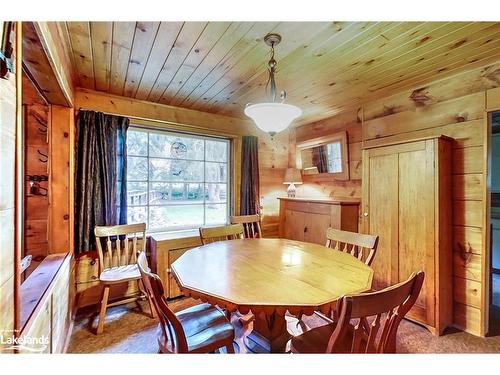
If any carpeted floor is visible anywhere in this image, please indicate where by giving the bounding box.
[67,297,500,354]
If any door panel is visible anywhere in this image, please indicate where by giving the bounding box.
[304,213,331,245]
[284,210,306,242]
[398,148,435,325]
[367,153,399,291]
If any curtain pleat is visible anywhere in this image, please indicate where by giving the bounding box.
[240,136,260,215]
[312,145,328,173]
[74,110,129,254]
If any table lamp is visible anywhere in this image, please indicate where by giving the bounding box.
[283,168,303,198]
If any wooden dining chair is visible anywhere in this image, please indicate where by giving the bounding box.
[137,252,235,353]
[298,228,380,326]
[325,228,379,267]
[290,271,424,353]
[94,223,155,334]
[199,223,245,245]
[230,214,262,238]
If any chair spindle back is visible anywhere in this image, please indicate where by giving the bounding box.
[199,223,245,245]
[94,223,146,273]
[230,214,262,238]
[325,228,379,266]
[326,271,424,354]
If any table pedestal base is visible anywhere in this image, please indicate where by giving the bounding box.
[244,311,290,353]
[243,312,310,353]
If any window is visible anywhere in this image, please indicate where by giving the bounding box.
[126,127,230,232]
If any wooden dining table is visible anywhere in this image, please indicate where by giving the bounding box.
[171,238,374,353]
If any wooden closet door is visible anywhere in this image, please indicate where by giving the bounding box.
[363,150,399,291]
[397,140,435,326]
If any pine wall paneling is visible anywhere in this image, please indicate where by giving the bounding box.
[290,60,500,336]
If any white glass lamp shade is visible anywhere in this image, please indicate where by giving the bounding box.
[245,103,302,135]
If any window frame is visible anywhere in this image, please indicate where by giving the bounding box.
[126,126,232,233]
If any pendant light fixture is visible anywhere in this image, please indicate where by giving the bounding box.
[244,33,302,136]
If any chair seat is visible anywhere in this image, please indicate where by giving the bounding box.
[100,264,145,283]
[158,303,234,353]
[291,322,359,353]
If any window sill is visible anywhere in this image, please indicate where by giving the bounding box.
[148,228,200,242]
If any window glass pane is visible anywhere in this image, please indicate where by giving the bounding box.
[186,183,204,202]
[205,162,227,183]
[149,159,204,182]
[149,133,204,160]
[127,130,148,156]
[149,205,204,230]
[128,182,148,206]
[128,206,147,224]
[148,182,169,204]
[205,183,227,203]
[206,140,227,162]
[149,182,204,204]
[205,204,227,225]
[327,142,342,173]
[128,156,148,181]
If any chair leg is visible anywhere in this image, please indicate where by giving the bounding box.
[139,279,156,319]
[225,342,235,353]
[96,285,110,335]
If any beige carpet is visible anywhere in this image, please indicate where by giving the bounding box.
[67,298,500,354]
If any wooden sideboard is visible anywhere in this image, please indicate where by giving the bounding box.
[278,197,360,245]
[150,231,202,299]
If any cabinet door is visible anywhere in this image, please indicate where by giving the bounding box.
[363,151,399,291]
[19,297,51,353]
[398,142,435,326]
[304,213,331,245]
[51,260,70,353]
[284,210,306,242]
[168,247,192,298]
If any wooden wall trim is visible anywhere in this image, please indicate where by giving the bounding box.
[74,88,259,137]
[48,106,74,254]
[14,20,23,338]
[484,86,500,336]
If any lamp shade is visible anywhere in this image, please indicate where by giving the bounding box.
[283,168,303,184]
[245,103,302,136]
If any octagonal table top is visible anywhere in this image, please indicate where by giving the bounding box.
[171,238,373,316]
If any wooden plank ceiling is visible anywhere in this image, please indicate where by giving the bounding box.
[62,21,500,125]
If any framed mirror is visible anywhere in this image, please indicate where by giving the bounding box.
[296,131,349,180]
